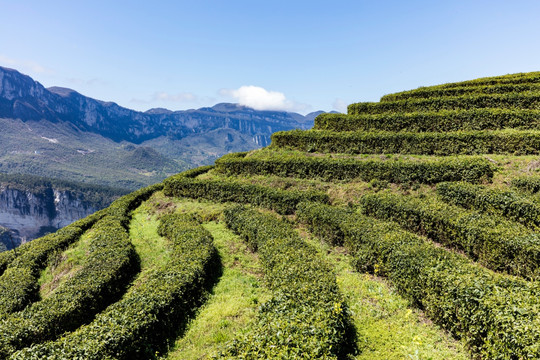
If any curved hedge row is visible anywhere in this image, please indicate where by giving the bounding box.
[0,184,161,357]
[271,129,540,155]
[215,152,494,184]
[163,175,329,215]
[296,202,540,359]
[381,83,540,102]
[437,182,540,229]
[360,193,540,279]
[348,92,540,116]
[314,109,540,133]
[0,213,103,318]
[218,206,354,359]
[13,212,219,360]
[511,176,540,194]
[381,72,540,100]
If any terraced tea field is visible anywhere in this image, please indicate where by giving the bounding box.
[2,71,540,359]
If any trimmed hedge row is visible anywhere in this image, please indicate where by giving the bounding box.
[163,175,329,215]
[348,92,540,116]
[314,109,540,133]
[13,212,219,360]
[0,184,161,357]
[0,213,103,318]
[382,72,540,100]
[271,129,540,155]
[437,182,540,229]
[511,176,540,194]
[218,206,354,359]
[381,83,540,102]
[360,193,540,279]
[296,202,540,358]
[215,152,494,184]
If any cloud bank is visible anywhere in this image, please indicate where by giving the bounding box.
[220,85,309,112]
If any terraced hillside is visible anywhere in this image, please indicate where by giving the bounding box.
[2,72,540,359]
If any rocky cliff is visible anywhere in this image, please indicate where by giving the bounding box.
[0,185,98,249]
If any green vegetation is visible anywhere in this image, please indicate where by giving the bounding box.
[360,192,540,279]
[380,82,540,102]
[272,128,540,155]
[218,206,355,359]
[297,224,468,360]
[5,71,540,359]
[297,202,540,358]
[163,175,329,215]
[215,151,494,184]
[315,109,540,132]
[437,182,540,228]
[349,92,540,115]
[165,221,271,359]
[13,212,218,359]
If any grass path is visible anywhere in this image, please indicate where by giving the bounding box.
[164,221,271,360]
[297,226,469,360]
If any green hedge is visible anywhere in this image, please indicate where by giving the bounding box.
[218,206,354,359]
[0,213,103,318]
[360,193,540,279]
[296,202,540,358]
[437,182,540,229]
[215,152,494,184]
[511,176,540,194]
[314,109,540,132]
[0,184,161,357]
[271,129,540,155]
[163,175,329,215]
[348,92,540,115]
[13,213,219,360]
[381,83,540,102]
[381,72,540,100]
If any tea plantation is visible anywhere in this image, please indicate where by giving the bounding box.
[3,71,540,359]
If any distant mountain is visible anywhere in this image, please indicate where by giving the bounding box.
[0,66,314,145]
[0,66,325,188]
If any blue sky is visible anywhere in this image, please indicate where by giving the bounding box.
[1,0,540,114]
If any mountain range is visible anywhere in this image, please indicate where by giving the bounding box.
[0,66,322,189]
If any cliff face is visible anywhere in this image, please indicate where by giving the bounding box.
[0,185,98,249]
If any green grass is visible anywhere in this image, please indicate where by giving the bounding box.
[164,220,271,360]
[296,226,469,360]
[37,228,94,298]
[128,202,172,272]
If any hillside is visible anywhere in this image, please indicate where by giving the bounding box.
[2,71,540,359]
[0,66,317,189]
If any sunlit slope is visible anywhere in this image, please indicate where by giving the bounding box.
[4,72,540,359]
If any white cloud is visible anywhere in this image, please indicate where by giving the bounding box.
[332,98,348,113]
[0,55,53,74]
[220,85,309,112]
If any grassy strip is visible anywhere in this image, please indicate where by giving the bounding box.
[296,202,540,359]
[348,92,540,116]
[296,224,468,360]
[217,206,355,359]
[12,212,219,360]
[360,193,540,279]
[381,83,540,102]
[163,175,329,215]
[272,128,540,155]
[165,221,271,360]
[314,109,540,132]
[381,71,540,100]
[0,184,161,357]
[437,182,540,229]
[215,151,494,184]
